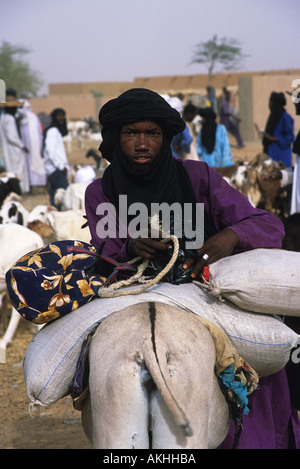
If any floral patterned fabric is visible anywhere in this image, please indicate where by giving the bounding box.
[5,240,108,324]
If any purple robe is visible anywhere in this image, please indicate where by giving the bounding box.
[85,160,284,257]
[85,159,299,449]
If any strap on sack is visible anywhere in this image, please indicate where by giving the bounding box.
[66,245,138,287]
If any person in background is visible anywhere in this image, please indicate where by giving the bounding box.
[171,104,197,159]
[18,99,46,188]
[228,91,242,133]
[290,87,300,213]
[43,108,69,208]
[261,91,294,168]
[220,88,244,148]
[196,107,234,168]
[260,88,300,214]
[205,86,217,114]
[0,90,30,193]
[165,94,188,159]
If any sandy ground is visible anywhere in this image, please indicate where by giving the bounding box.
[0,137,262,450]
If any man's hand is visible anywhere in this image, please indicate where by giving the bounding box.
[127,233,172,259]
[183,228,239,279]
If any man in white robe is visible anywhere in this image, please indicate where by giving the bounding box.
[18,100,46,187]
[290,87,300,214]
[290,154,300,214]
[0,99,30,193]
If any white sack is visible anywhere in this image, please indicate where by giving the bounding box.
[23,283,298,408]
[204,248,300,316]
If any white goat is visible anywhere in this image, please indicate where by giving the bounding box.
[45,209,90,243]
[54,183,87,211]
[0,224,44,362]
[0,201,29,225]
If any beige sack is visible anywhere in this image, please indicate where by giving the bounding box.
[204,249,300,316]
[24,283,298,408]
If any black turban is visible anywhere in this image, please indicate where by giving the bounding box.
[44,108,68,139]
[99,88,185,162]
[198,107,216,120]
[263,91,286,153]
[198,107,217,154]
[100,87,190,211]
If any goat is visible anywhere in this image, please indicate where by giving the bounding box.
[86,148,102,169]
[0,201,29,225]
[0,173,22,208]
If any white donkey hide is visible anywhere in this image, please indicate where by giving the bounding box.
[81,302,230,449]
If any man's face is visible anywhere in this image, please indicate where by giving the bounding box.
[120,121,163,171]
[56,112,66,125]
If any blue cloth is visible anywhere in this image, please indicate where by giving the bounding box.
[171,126,193,159]
[266,111,294,167]
[196,124,234,167]
[218,364,250,415]
[218,368,300,449]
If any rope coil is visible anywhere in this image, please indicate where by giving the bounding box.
[97,234,179,298]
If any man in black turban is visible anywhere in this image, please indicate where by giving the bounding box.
[85,88,284,281]
[98,88,209,272]
[99,88,185,161]
[99,88,196,213]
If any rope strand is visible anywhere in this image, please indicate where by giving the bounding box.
[97,234,179,298]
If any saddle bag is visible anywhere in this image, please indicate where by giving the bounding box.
[5,240,137,324]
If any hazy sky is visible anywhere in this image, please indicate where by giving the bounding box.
[2,0,299,95]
